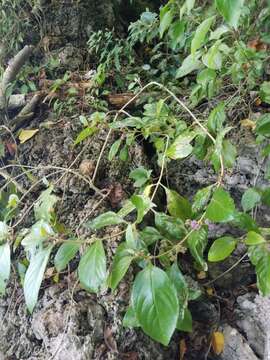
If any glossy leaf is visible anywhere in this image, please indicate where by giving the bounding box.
[155,212,186,242]
[165,188,192,221]
[74,126,97,145]
[131,195,154,223]
[129,167,152,187]
[109,243,134,290]
[245,231,266,245]
[24,246,53,313]
[0,242,10,295]
[167,132,197,160]
[86,211,125,230]
[207,103,226,135]
[54,241,80,272]
[192,185,213,213]
[167,262,188,304]
[131,265,179,345]
[208,236,236,261]
[248,244,270,295]
[206,188,235,223]
[187,226,208,271]
[191,16,215,56]
[125,224,140,249]
[78,240,106,292]
[139,226,163,247]
[108,139,122,161]
[177,308,192,332]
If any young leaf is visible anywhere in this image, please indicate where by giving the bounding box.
[248,244,270,295]
[86,211,125,230]
[159,6,173,38]
[187,226,208,271]
[208,236,236,261]
[24,246,53,313]
[155,212,186,242]
[191,16,215,56]
[192,185,213,213]
[206,188,235,223]
[245,231,266,246]
[177,308,192,332]
[109,243,134,290]
[165,188,192,221]
[54,241,80,272]
[176,53,202,78]
[0,243,10,295]
[129,167,152,188]
[215,0,244,29]
[34,186,58,222]
[131,265,179,345]
[108,139,122,161]
[78,240,106,293]
[131,195,154,223]
[74,126,97,146]
[241,188,261,212]
[123,306,140,328]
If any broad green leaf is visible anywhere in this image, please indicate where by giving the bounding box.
[86,211,125,230]
[260,82,270,105]
[131,195,154,223]
[262,188,270,206]
[202,41,223,70]
[215,0,244,29]
[232,212,259,232]
[125,224,140,249]
[131,265,179,345]
[169,20,185,50]
[129,167,152,187]
[210,25,229,40]
[78,240,106,292]
[0,243,10,295]
[167,132,197,160]
[191,16,215,56]
[0,222,9,243]
[176,53,202,78]
[245,231,266,245]
[207,103,226,134]
[187,226,208,271]
[155,212,186,242]
[177,308,192,332]
[206,188,235,223]
[74,126,97,145]
[108,139,122,161]
[255,114,270,137]
[208,236,236,261]
[222,140,237,168]
[241,188,261,212]
[165,188,192,221]
[139,227,163,247]
[34,186,58,222]
[54,241,80,272]
[249,244,270,295]
[123,306,140,328]
[109,243,134,290]
[24,246,53,313]
[159,6,173,38]
[167,262,188,304]
[192,185,213,213]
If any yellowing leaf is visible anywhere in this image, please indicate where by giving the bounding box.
[19,129,39,144]
[211,331,224,355]
[240,119,256,131]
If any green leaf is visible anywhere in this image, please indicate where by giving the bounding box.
[191,16,215,56]
[208,236,236,261]
[241,188,261,212]
[245,231,266,245]
[167,132,197,160]
[206,188,235,223]
[0,222,9,243]
[129,167,152,187]
[215,0,244,29]
[165,188,192,221]
[255,114,270,137]
[169,20,185,50]
[167,262,188,304]
[232,212,259,232]
[177,308,192,332]
[207,103,226,134]
[24,246,53,313]
[248,244,270,295]
[210,25,229,40]
[123,306,140,328]
[86,211,125,230]
[0,243,10,295]
[125,224,140,249]
[21,220,55,251]
[192,185,213,213]
[202,41,223,70]
[54,241,80,272]
[78,240,106,293]
[260,82,270,105]
[131,195,154,223]
[34,186,58,222]
[222,140,237,168]
[176,53,202,78]
[108,139,122,161]
[132,265,179,345]
[139,227,163,247]
[155,212,186,242]
[74,126,97,146]
[159,6,173,38]
[109,243,134,290]
[187,226,208,271]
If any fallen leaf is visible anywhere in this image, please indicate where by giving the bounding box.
[179,339,187,360]
[206,287,214,296]
[197,271,207,280]
[5,141,17,156]
[248,38,267,51]
[240,119,256,131]
[211,331,224,355]
[255,98,262,106]
[19,129,39,144]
